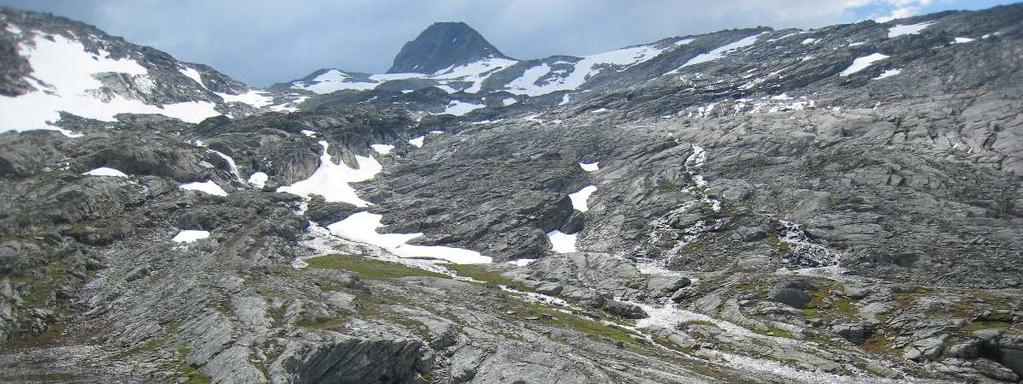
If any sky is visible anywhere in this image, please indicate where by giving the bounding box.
[0,0,1016,86]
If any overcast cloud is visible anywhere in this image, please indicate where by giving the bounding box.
[0,0,1015,86]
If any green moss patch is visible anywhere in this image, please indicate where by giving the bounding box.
[304,254,446,280]
[444,263,533,292]
[176,347,211,384]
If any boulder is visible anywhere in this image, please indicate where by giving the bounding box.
[769,287,812,309]
[646,275,691,296]
[603,300,648,319]
[830,323,873,345]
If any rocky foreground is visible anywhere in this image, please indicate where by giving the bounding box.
[1,4,1022,384]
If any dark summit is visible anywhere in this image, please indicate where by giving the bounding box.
[386,21,511,74]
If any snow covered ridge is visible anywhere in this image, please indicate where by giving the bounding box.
[504,38,694,97]
[0,33,225,134]
[668,32,766,73]
[289,37,694,98]
[290,57,513,95]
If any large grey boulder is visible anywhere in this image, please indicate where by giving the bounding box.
[269,332,424,384]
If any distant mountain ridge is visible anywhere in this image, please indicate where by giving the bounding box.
[387,21,512,74]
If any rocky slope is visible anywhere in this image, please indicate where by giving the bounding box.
[1,3,1022,384]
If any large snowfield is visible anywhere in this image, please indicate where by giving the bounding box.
[0,33,222,133]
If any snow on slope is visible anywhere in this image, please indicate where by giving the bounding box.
[83,167,129,177]
[179,67,205,87]
[0,33,222,133]
[874,68,902,80]
[295,39,690,97]
[546,230,578,253]
[432,57,518,93]
[839,53,889,77]
[888,21,933,38]
[505,40,691,97]
[180,181,229,196]
[291,57,515,95]
[292,69,381,94]
[216,90,273,108]
[569,185,597,212]
[172,230,210,243]
[248,172,268,189]
[443,100,486,116]
[328,211,492,264]
[668,32,765,73]
[276,141,382,206]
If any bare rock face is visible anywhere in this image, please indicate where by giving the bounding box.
[268,333,424,384]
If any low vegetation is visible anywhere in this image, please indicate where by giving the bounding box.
[304,254,447,280]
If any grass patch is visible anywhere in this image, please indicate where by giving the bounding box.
[962,321,1009,333]
[176,347,211,384]
[802,287,858,319]
[679,319,718,329]
[500,295,637,345]
[444,263,533,292]
[766,232,791,254]
[860,333,893,355]
[753,326,796,339]
[833,297,857,316]
[680,239,711,254]
[305,254,447,280]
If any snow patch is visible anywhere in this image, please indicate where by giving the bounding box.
[328,212,492,264]
[443,100,485,116]
[502,97,518,106]
[669,33,765,72]
[371,144,394,155]
[569,185,597,212]
[276,141,381,207]
[579,162,599,172]
[839,53,888,77]
[507,258,536,267]
[172,230,210,243]
[179,67,205,88]
[409,136,425,148]
[873,69,902,80]
[0,34,221,132]
[546,230,578,253]
[216,90,273,108]
[247,172,268,189]
[82,167,128,178]
[888,21,933,38]
[505,42,679,96]
[292,69,378,94]
[953,37,975,44]
[180,181,228,196]
[209,149,244,182]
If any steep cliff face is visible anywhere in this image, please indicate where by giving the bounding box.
[1,4,1022,384]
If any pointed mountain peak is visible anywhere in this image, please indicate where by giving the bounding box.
[386,22,511,74]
